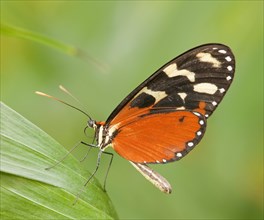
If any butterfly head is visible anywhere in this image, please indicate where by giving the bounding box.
[87,119,97,129]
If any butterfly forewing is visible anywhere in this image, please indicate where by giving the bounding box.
[107,44,235,125]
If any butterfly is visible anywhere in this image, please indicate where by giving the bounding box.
[38,43,235,193]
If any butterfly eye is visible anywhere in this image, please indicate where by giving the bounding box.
[87,119,96,128]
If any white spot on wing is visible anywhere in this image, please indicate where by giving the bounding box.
[199,120,205,125]
[226,76,232,81]
[197,131,202,136]
[193,83,218,94]
[163,63,195,82]
[227,65,233,71]
[178,92,187,101]
[176,106,185,110]
[135,87,167,104]
[193,112,201,117]
[218,49,227,54]
[162,159,167,163]
[225,56,232,62]
[219,88,225,93]
[212,101,217,106]
[196,52,221,68]
[188,142,194,147]
[176,152,182,157]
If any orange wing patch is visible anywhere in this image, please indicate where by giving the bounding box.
[111,110,206,163]
[194,101,207,115]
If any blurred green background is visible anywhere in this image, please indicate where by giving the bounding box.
[1,1,263,219]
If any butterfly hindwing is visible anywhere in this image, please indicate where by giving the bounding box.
[112,109,206,163]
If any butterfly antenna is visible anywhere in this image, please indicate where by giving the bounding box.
[59,85,82,105]
[35,90,92,120]
[59,85,93,120]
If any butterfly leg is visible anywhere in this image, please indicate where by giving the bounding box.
[101,151,114,191]
[77,142,114,191]
[79,141,99,162]
[45,141,97,170]
[82,150,114,190]
[130,161,172,194]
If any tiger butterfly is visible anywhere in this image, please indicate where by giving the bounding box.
[40,43,235,193]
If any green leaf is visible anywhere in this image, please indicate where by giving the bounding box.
[0,102,118,219]
[0,23,107,72]
[1,23,78,56]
